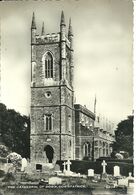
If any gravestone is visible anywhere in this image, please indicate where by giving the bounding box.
[118,178,128,186]
[101,160,108,180]
[21,158,27,172]
[118,172,134,189]
[113,166,120,177]
[65,160,73,176]
[127,172,134,188]
[54,164,60,172]
[101,160,107,174]
[78,173,81,177]
[54,164,61,176]
[63,162,66,173]
[48,177,62,185]
[88,169,94,177]
[128,172,133,179]
[66,160,71,172]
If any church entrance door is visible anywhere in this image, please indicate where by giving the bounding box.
[44,145,54,163]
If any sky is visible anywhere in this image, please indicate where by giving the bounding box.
[0,0,133,126]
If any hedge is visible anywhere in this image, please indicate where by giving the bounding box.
[96,158,133,164]
[57,160,134,177]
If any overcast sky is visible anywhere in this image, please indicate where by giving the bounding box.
[0,0,133,126]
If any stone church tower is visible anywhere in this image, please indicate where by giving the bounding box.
[30,12,75,163]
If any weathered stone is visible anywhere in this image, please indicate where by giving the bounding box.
[48,177,62,185]
[88,169,94,177]
[21,158,28,172]
[113,166,120,177]
[30,14,75,163]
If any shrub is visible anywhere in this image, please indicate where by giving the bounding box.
[0,145,10,158]
[96,158,133,164]
[0,170,5,178]
[83,156,90,161]
[57,160,133,176]
[7,152,22,171]
[2,172,15,182]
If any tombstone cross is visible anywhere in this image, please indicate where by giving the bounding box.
[101,160,107,174]
[63,162,66,172]
[66,159,71,172]
[128,172,132,178]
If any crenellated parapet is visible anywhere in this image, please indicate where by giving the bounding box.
[31,12,72,50]
[35,33,60,44]
[32,33,71,48]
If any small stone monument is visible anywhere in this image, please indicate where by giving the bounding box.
[113,166,120,177]
[127,172,134,188]
[63,162,66,173]
[66,159,71,172]
[48,177,62,185]
[128,172,132,179]
[65,159,72,176]
[88,169,94,177]
[78,173,81,177]
[101,160,107,174]
[101,160,107,180]
[21,158,27,172]
[54,164,60,172]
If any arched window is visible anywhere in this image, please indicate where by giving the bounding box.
[83,142,90,157]
[83,143,88,157]
[45,52,53,78]
[88,143,90,156]
[44,114,52,131]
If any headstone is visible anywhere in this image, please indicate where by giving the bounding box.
[78,173,81,177]
[127,172,134,188]
[88,169,94,177]
[24,162,34,173]
[101,160,107,174]
[65,159,73,176]
[118,178,128,186]
[128,180,134,188]
[54,164,60,172]
[21,158,27,172]
[42,164,53,173]
[128,172,132,179]
[66,160,71,172]
[63,162,66,172]
[113,166,120,177]
[48,177,62,185]
[118,172,134,189]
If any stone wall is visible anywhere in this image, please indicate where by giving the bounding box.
[30,19,75,163]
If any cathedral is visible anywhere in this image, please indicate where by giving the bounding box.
[30,11,115,165]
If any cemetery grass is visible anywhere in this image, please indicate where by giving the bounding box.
[0,173,106,189]
[0,188,94,195]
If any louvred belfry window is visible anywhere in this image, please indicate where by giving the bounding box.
[45,52,53,78]
[44,114,52,131]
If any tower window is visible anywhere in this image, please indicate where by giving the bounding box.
[45,52,53,78]
[45,91,51,98]
[83,142,90,157]
[44,114,52,131]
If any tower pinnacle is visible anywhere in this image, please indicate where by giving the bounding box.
[60,11,65,26]
[31,12,36,29]
[68,18,73,36]
[41,22,45,36]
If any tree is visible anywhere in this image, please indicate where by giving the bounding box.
[0,103,30,158]
[7,152,22,171]
[0,145,10,158]
[113,115,133,156]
